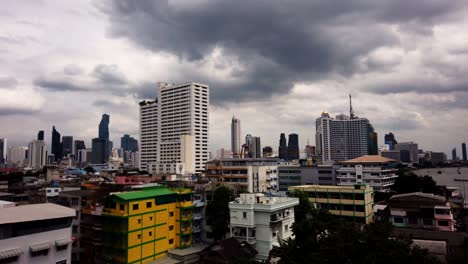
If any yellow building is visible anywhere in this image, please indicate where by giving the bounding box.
[102,186,194,264]
[288,184,374,224]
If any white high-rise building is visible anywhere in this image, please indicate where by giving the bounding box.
[28,140,48,170]
[7,146,28,167]
[316,112,370,163]
[231,116,241,158]
[139,82,209,175]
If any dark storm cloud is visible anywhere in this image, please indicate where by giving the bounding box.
[34,78,91,92]
[99,0,467,104]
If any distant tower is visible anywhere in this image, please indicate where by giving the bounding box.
[37,130,44,141]
[51,126,62,161]
[62,136,73,157]
[452,148,457,161]
[349,94,356,119]
[98,114,110,161]
[384,132,398,150]
[231,117,241,158]
[462,143,467,161]
[278,133,288,160]
[287,134,299,160]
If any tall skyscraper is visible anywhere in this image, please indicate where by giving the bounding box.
[92,138,106,164]
[245,134,261,158]
[74,140,86,158]
[121,134,138,152]
[287,133,299,160]
[51,126,62,161]
[452,148,457,161]
[231,116,241,158]
[368,124,378,155]
[62,136,73,157]
[395,142,419,164]
[462,143,467,161]
[384,132,398,150]
[37,130,44,141]
[0,138,7,164]
[139,82,209,174]
[278,133,288,160]
[28,140,47,170]
[98,114,110,160]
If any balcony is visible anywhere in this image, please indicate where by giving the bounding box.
[180,226,193,235]
[193,226,201,233]
[193,213,202,220]
[180,214,192,221]
[193,200,205,207]
[234,236,256,244]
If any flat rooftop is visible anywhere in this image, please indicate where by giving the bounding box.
[341,155,396,164]
[0,203,75,225]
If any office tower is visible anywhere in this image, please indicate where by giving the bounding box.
[62,136,73,157]
[216,148,231,159]
[262,146,273,157]
[37,130,44,141]
[384,132,398,150]
[462,143,467,161]
[51,126,62,161]
[139,82,209,174]
[287,133,299,160]
[278,133,288,160]
[452,148,457,161]
[0,138,6,164]
[74,140,86,158]
[92,138,106,164]
[305,142,315,158]
[231,116,241,158]
[395,142,419,164]
[315,112,371,163]
[98,113,110,160]
[28,140,47,169]
[121,134,138,152]
[245,134,261,158]
[7,146,27,167]
[368,124,378,155]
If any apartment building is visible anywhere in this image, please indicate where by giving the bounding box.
[337,155,398,192]
[289,184,374,224]
[229,193,299,260]
[101,186,194,263]
[278,164,337,191]
[0,203,75,264]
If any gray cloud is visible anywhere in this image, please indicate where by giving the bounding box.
[34,78,91,92]
[0,76,18,88]
[92,64,126,84]
[63,64,84,76]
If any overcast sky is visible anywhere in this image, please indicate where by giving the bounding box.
[1,0,468,156]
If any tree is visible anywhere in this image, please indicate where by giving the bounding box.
[206,186,233,240]
[392,171,445,196]
[83,166,95,174]
[289,190,312,223]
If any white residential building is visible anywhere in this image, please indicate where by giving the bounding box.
[28,140,48,170]
[139,82,209,175]
[0,203,75,264]
[7,146,28,167]
[231,116,241,158]
[337,155,398,192]
[229,193,299,260]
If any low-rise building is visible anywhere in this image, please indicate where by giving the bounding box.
[228,193,299,260]
[337,155,398,192]
[278,164,337,191]
[289,184,374,224]
[0,203,75,264]
[388,192,455,232]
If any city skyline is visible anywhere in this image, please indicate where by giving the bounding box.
[1,1,468,155]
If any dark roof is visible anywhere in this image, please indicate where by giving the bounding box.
[200,237,257,264]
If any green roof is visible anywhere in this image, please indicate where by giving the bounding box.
[112,186,176,201]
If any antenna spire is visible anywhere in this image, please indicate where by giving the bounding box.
[349,94,355,119]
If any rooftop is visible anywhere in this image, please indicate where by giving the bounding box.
[390,192,446,202]
[111,186,178,201]
[0,203,75,225]
[289,184,371,191]
[342,155,396,164]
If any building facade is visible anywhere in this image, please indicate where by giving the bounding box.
[28,140,48,170]
[0,203,75,264]
[0,138,7,165]
[462,143,467,161]
[245,134,261,158]
[7,146,28,168]
[262,146,273,158]
[289,184,374,224]
[278,133,287,160]
[99,114,111,160]
[278,165,337,191]
[74,140,86,160]
[121,134,138,152]
[101,186,194,263]
[62,136,73,158]
[337,155,398,192]
[231,117,241,158]
[51,126,62,162]
[139,82,209,175]
[384,132,398,150]
[92,138,107,164]
[229,193,299,260]
[287,134,299,161]
[395,142,419,164]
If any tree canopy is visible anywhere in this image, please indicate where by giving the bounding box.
[206,185,233,240]
[392,170,446,196]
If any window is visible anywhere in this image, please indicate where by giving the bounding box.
[138,219,142,224]
[150,216,153,221]
[146,202,152,208]
[137,234,141,239]
[272,232,277,237]
[243,212,247,219]
[169,239,174,244]
[133,204,139,210]
[393,217,404,224]
[169,212,174,217]
[438,221,449,227]
[169,225,174,231]
[31,249,49,257]
[149,231,153,236]
[285,225,289,232]
[120,204,125,211]
[56,245,68,251]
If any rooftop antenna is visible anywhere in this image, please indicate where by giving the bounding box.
[349,94,356,119]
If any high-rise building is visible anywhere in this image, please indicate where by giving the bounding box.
[121,134,138,152]
[37,130,44,141]
[98,114,110,160]
[92,138,106,164]
[287,133,299,161]
[316,111,371,163]
[262,146,273,157]
[74,140,86,158]
[216,148,231,159]
[139,82,209,174]
[28,140,47,169]
[0,138,6,164]
[7,146,27,167]
[231,116,241,158]
[245,134,261,158]
[452,148,457,161]
[395,142,419,164]
[367,124,378,155]
[278,133,288,160]
[304,141,316,158]
[384,132,398,150]
[462,143,467,161]
[51,126,62,161]
[62,136,73,157]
